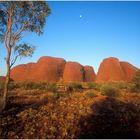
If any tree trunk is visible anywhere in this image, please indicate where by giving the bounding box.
[0,49,11,112]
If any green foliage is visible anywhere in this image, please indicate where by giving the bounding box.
[8,82,19,90]
[22,82,45,90]
[0,2,51,39]
[46,83,58,93]
[14,43,35,57]
[132,70,140,83]
[129,83,140,93]
[49,92,66,101]
[86,91,97,98]
[67,83,83,92]
[0,79,4,90]
[112,82,129,90]
[130,70,140,93]
[20,82,58,92]
[86,82,100,90]
[100,84,120,97]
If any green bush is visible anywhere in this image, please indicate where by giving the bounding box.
[130,70,140,93]
[66,83,83,92]
[22,82,45,90]
[48,92,65,101]
[0,79,4,90]
[113,82,129,90]
[86,91,97,98]
[86,82,100,91]
[46,83,58,92]
[129,83,140,93]
[100,84,120,97]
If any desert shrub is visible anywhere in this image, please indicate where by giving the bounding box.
[66,83,83,92]
[22,82,45,90]
[129,83,140,93]
[113,82,129,90]
[86,91,97,98]
[8,82,20,90]
[46,83,58,92]
[0,79,4,90]
[100,84,120,97]
[86,82,100,90]
[78,98,140,138]
[130,70,140,93]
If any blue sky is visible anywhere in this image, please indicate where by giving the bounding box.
[0,1,140,76]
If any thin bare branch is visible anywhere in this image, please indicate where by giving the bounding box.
[10,54,19,68]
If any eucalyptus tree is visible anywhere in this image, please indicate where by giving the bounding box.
[0,1,51,111]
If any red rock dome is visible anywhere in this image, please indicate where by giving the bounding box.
[63,62,84,82]
[120,62,139,81]
[96,57,125,83]
[84,66,96,82]
[11,56,66,82]
[96,57,139,83]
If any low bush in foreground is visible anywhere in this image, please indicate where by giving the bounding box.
[66,83,83,92]
[86,91,98,98]
[100,84,120,97]
[46,83,58,92]
[86,82,100,91]
[130,70,140,93]
[21,82,45,90]
[0,79,4,90]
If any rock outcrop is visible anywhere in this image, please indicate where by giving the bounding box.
[10,56,139,83]
[120,62,139,81]
[96,57,139,83]
[34,56,66,82]
[63,62,84,82]
[11,56,95,83]
[11,56,66,82]
[84,66,96,82]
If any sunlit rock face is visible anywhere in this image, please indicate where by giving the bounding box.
[120,62,139,81]
[10,56,139,83]
[11,56,66,82]
[34,56,66,82]
[96,57,139,83]
[63,62,84,82]
[84,66,96,82]
[11,56,96,83]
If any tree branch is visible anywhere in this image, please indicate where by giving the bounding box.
[4,30,8,49]
[10,54,19,68]
[12,21,28,46]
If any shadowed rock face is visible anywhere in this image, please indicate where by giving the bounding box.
[63,62,84,82]
[96,57,139,83]
[84,66,96,82]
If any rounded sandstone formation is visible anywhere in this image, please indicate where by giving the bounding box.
[63,61,84,82]
[84,66,96,82]
[96,57,125,83]
[35,56,66,82]
[120,62,139,81]
[10,63,36,82]
[11,56,66,82]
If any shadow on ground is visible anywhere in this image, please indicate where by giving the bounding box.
[78,97,140,139]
